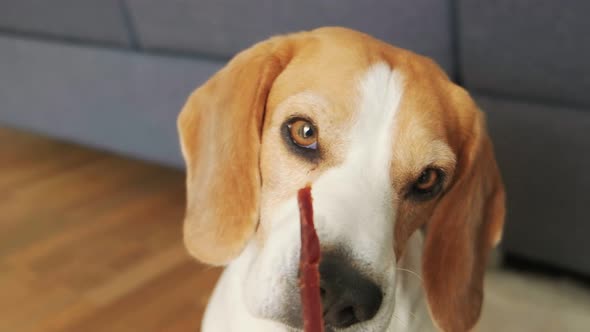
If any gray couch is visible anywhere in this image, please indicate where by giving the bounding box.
[1,1,589,276]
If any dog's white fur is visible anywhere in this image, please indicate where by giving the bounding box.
[202,63,437,331]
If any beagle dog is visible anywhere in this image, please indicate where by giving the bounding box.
[178,27,505,332]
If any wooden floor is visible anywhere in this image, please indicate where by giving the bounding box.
[0,127,221,332]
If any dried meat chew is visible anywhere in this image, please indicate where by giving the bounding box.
[298,185,324,332]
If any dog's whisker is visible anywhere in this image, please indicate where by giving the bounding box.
[391,312,409,328]
[396,267,424,283]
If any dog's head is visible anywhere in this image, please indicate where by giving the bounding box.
[178,27,505,332]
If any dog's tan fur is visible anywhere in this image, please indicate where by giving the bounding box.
[178,27,505,331]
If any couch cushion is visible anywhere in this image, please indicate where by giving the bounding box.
[477,94,590,275]
[0,36,223,167]
[459,1,590,107]
[0,0,130,46]
[126,0,454,73]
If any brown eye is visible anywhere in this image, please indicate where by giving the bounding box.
[288,119,318,149]
[409,168,444,200]
[415,168,439,191]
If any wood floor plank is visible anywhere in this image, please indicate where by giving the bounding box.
[29,299,99,332]
[59,261,220,332]
[83,244,191,306]
[0,127,219,332]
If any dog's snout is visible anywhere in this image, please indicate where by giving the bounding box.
[319,253,383,328]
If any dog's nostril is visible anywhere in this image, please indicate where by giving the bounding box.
[335,306,356,327]
[319,253,383,328]
[324,298,364,328]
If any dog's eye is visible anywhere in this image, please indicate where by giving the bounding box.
[288,119,318,150]
[409,168,444,200]
[415,168,439,190]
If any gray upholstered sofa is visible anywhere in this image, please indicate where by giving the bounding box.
[1,1,588,276]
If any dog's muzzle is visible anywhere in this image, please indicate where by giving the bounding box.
[283,252,383,330]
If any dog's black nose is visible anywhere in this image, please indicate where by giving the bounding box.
[319,253,383,328]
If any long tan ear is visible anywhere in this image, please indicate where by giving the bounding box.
[422,105,506,331]
[177,36,294,265]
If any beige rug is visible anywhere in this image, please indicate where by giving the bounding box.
[479,261,590,331]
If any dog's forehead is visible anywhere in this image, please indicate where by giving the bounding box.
[267,28,460,160]
[267,31,374,116]
[268,27,454,126]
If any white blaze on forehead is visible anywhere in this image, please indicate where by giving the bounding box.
[353,62,405,179]
[312,62,405,275]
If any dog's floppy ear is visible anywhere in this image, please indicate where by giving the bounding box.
[422,94,506,332]
[177,36,294,265]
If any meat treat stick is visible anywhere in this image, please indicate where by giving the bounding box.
[298,185,324,332]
